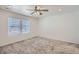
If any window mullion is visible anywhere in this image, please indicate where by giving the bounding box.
[20,20,22,32]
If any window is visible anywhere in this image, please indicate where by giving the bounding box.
[22,19,30,33]
[8,17,30,35]
[8,17,20,35]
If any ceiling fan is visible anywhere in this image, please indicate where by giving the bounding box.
[26,6,48,15]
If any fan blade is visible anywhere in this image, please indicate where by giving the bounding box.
[42,10,48,11]
[35,6,37,10]
[39,12,42,15]
[37,9,48,11]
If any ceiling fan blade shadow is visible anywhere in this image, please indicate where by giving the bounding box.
[26,9,33,11]
[31,12,35,15]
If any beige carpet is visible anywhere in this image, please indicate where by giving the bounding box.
[0,37,79,54]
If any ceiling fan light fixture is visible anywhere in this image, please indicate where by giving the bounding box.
[29,5,48,16]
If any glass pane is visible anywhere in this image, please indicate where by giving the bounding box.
[8,17,20,35]
[22,19,30,33]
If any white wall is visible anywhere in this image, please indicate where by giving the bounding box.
[0,8,79,46]
[0,9,38,46]
[38,11,79,44]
